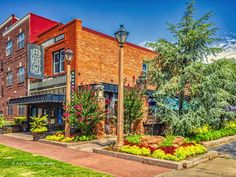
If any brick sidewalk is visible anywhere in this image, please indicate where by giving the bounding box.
[0,135,170,177]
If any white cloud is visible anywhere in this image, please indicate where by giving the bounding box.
[208,34,236,61]
[138,40,154,50]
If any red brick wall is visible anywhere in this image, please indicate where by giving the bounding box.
[78,27,155,86]
[36,19,156,88]
[0,18,29,119]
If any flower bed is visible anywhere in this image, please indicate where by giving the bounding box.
[190,127,236,142]
[45,131,96,143]
[118,135,207,161]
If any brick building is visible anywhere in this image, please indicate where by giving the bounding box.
[0,13,58,119]
[1,13,156,132]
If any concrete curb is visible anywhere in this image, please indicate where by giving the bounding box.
[93,148,219,170]
[39,139,78,147]
[201,135,236,148]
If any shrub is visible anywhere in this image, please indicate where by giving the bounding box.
[78,135,96,141]
[30,115,48,133]
[120,145,151,156]
[159,135,175,147]
[191,127,236,142]
[123,86,144,134]
[125,134,142,144]
[67,86,104,136]
[14,116,26,124]
[45,134,64,141]
[175,144,207,160]
[225,120,236,129]
[61,137,75,142]
[192,124,211,134]
[0,117,4,128]
[158,146,177,155]
[152,149,179,161]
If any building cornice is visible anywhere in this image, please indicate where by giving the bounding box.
[2,14,29,36]
[0,15,19,29]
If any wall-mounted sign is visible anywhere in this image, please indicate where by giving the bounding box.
[71,70,76,96]
[27,44,44,79]
[41,34,65,48]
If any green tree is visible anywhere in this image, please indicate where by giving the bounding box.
[124,86,144,134]
[146,0,234,136]
[67,86,104,136]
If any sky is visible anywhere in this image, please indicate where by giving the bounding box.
[0,0,236,48]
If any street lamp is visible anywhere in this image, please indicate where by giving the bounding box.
[114,25,129,148]
[64,48,74,138]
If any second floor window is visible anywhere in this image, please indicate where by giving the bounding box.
[17,67,25,83]
[53,49,65,74]
[142,63,148,74]
[17,32,25,49]
[6,71,13,86]
[6,40,13,56]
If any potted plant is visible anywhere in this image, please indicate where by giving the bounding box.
[0,117,4,134]
[30,115,48,141]
[14,116,27,132]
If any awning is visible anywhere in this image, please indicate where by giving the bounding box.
[9,94,65,105]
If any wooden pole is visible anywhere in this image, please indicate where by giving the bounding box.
[116,46,124,148]
[65,62,71,137]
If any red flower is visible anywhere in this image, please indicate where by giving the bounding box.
[75,104,82,110]
[63,113,70,117]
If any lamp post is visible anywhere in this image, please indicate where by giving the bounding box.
[114,25,129,148]
[64,48,74,138]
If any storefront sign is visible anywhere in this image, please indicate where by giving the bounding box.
[27,44,44,79]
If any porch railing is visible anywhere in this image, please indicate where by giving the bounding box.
[30,75,66,91]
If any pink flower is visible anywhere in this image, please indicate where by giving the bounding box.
[63,113,70,117]
[75,104,82,110]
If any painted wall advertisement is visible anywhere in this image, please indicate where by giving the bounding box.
[27,44,44,79]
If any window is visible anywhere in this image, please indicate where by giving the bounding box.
[8,104,13,115]
[18,105,25,116]
[17,67,25,83]
[17,32,25,49]
[53,49,65,74]
[6,71,13,86]
[6,40,13,56]
[142,63,148,74]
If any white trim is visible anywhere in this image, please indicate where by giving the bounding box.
[2,14,29,36]
[0,16,17,29]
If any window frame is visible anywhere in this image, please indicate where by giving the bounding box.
[142,63,148,74]
[18,105,25,116]
[17,32,25,49]
[6,40,13,56]
[53,49,65,74]
[7,104,13,116]
[6,71,13,86]
[17,67,25,83]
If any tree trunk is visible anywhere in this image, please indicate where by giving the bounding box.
[65,118,70,137]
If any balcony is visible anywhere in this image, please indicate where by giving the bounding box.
[30,75,66,91]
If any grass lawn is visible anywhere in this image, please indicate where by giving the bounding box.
[0,144,112,177]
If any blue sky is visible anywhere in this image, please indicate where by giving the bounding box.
[0,0,236,46]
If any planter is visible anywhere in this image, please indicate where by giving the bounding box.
[93,148,219,170]
[32,132,45,141]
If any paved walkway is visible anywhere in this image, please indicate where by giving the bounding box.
[158,157,236,177]
[213,141,236,158]
[0,135,170,177]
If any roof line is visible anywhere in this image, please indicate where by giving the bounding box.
[0,14,18,29]
[82,26,154,53]
[2,14,30,36]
